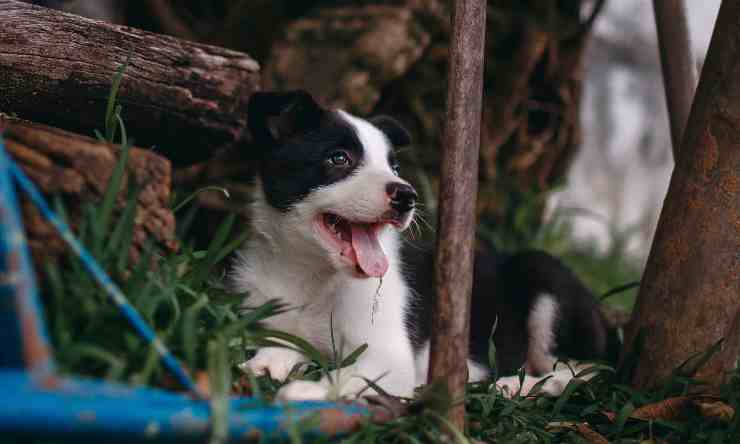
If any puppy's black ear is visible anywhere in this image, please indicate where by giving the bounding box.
[370,115,411,147]
[248,90,325,146]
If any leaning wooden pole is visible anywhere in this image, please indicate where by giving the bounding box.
[622,0,740,391]
[652,0,697,158]
[427,0,486,430]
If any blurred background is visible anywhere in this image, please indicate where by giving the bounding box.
[27,0,722,310]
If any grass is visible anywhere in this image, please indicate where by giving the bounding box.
[28,65,739,443]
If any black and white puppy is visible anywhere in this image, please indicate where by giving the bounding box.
[230,90,614,401]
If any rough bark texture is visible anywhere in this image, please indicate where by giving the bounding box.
[427,0,485,429]
[1,116,177,267]
[264,4,431,114]
[652,0,697,158]
[622,0,740,391]
[0,0,260,166]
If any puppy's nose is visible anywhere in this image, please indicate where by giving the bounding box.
[386,182,418,213]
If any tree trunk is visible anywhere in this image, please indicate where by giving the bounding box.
[652,0,697,159]
[622,0,740,391]
[1,116,177,268]
[428,0,485,430]
[0,0,260,166]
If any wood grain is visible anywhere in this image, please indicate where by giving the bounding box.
[1,116,177,267]
[427,0,486,430]
[652,0,697,158]
[0,0,260,165]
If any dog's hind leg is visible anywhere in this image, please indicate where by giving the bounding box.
[524,293,560,375]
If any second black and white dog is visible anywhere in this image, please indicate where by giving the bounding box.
[230,90,615,401]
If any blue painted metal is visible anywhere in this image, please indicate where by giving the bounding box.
[0,134,378,442]
[0,136,54,374]
[7,145,201,397]
[0,370,367,442]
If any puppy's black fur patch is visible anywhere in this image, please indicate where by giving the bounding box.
[403,242,616,376]
[370,115,411,147]
[248,92,415,211]
[248,92,366,211]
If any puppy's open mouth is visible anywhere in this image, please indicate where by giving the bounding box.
[316,213,392,278]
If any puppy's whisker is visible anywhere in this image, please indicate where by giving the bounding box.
[413,212,435,233]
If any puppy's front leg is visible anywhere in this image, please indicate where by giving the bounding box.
[276,347,416,401]
[240,346,308,382]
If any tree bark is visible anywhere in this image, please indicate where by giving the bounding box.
[428,0,485,430]
[652,0,697,158]
[1,116,177,268]
[622,0,740,391]
[0,0,260,166]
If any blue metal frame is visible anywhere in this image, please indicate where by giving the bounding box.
[0,135,379,442]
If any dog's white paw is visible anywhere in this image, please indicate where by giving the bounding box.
[276,380,330,401]
[494,375,525,398]
[495,371,573,398]
[239,347,305,382]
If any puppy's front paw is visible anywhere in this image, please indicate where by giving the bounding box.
[276,380,330,401]
[239,347,305,382]
[494,375,524,398]
[494,372,573,398]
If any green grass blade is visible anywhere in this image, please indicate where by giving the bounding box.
[105,57,129,142]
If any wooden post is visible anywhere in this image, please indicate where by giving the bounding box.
[622,0,740,391]
[427,0,486,430]
[652,0,697,158]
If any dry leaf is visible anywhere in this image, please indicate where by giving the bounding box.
[694,400,735,424]
[631,397,691,421]
[576,422,609,444]
[545,421,579,432]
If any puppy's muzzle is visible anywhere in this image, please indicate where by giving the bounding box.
[386,182,417,214]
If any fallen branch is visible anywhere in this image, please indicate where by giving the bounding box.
[0,0,260,165]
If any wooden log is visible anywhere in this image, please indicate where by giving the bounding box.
[1,115,177,268]
[652,0,697,158]
[622,0,740,391]
[0,0,260,166]
[427,0,486,430]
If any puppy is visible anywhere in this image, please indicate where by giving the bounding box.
[230,90,615,401]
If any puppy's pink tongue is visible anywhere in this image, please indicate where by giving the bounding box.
[350,224,388,278]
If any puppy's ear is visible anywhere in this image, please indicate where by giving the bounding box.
[248,90,325,146]
[370,115,411,147]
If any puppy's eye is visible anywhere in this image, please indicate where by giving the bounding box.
[327,150,351,167]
